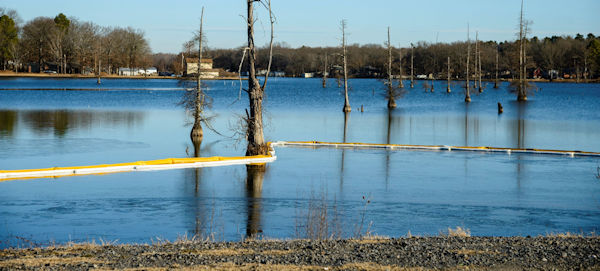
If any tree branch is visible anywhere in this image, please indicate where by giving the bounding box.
[261,0,274,91]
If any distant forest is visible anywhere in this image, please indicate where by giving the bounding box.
[1,8,599,79]
[184,34,600,80]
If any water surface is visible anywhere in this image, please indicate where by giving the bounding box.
[0,78,599,247]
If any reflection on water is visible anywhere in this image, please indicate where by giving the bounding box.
[0,110,16,137]
[245,165,265,237]
[0,78,599,246]
[340,112,350,190]
[0,109,144,138]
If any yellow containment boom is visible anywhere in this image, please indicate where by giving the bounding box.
[273,141,600,157]
[1,141,599,182]
[0,143,277,182]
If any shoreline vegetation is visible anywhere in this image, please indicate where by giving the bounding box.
[0,71,597,83]
[1,235,598,270]
[0,71,239,81]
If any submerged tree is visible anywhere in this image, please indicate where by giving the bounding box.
[179,7,212,150]
[341,20,351,113]
[410,44,414,88]
[513,0,530,101]
[465,24,471,103]
[191,7,206,146]
[322,54,327,88]
[384,27,403,109]
[474,31,479,91]
[446,56,451,93]
[477,32,483,93]
[386,27,396,108]
[244,0,274,156]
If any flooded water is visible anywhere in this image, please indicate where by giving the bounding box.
[0,77,599,247]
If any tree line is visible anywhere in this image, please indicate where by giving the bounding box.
[0,8,150,74]
[195,33,599,80]
[1,7,599,80]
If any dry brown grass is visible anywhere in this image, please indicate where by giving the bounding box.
[545,232,585,238]
[352,234,391,244]
[445,227,471,237]
[0,256,106,268]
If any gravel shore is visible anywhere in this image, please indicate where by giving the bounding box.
[1,236,598,270]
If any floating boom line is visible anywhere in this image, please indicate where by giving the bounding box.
[1,141,599,182]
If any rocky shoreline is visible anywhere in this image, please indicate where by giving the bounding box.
[1,236,598,270]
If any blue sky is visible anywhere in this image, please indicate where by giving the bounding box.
[2,0,599,53]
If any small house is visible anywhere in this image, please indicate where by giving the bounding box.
[185,58,219,78]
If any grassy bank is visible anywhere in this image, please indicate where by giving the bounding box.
[1,235,598,270]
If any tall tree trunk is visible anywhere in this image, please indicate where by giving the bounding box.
[246,0,267,156]
[517,0,527,101]
[322,54,327,88]
[38,38,42,73]
[494,46,499,88]
[465,25,471,103]
[341,20,351,113]
[478,49,482,93]
[575,58,580,83]
[191,7,205,146]
[97,59,101,84]
[475,31,479,90]
[398,46,404,88]
[387,27,396,109]
[410,45,414,88]
[447,56,451,93]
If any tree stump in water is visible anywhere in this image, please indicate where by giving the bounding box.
[190,123,203,149]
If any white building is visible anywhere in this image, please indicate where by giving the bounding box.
[118,67,158,76]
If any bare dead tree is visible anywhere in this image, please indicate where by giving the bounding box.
[410,44,414,88]
[97,59,101,84]
[322,54,327,88]
[478,36,483,93]
[244,0,274,156]
[447,56,451,93]
[431,33,438,93]
[494,45,499,88]
[465,24,471,103]
[191,7,206,146]
[398,45,404,88]
[584,54,588,83]
[341,20,351,113]
[474,31,478,91]
[516,0,527,101]
[386,27,396,109]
